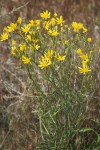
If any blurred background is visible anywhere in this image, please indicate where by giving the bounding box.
[0,0,100,32]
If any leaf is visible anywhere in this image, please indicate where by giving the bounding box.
[79,128,94,133]
[94,146,100,150]
[97,134,100,143]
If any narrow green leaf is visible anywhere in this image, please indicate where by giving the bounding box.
[79,128,93,133]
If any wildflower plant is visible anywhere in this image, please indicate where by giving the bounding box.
[0,10,100,149]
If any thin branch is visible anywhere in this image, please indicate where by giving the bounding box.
[0,1,29,18]
[0,131,10,149]
[1,66,26,88]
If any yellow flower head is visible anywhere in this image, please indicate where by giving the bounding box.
[19,43,26,51]
[12,39,16,45]
[54,12,58,17]
[72,22,83,32]
[89,50,93,56]
[11,45,17,56]
[48,29,58,36]
[50,18,56,26]
[22,56,31,64]
[34,44,40,50]
[27,34,32,41]
[0,32,9,41]
[17,17,22,24]
[40,10,50,20]
[55,53,66,61]
[35,20,41,26]
[82,59,89,68]
[78,66,91,74]
[38,55,52,69]
[83,27,88,33]
[43,21,50,30]
[8,23,17,32]
[76,48,89,61]
[3,27,9,33]
[64,40,69,45]
[21,25,30,34]
[44,50,54,59]
[29,20,34,27]
[87,38,92,43]
[56,16,64,26]
[98,47,100,53]
[76,48,83,55]
[32,38,39,43]
[79,54,89,61]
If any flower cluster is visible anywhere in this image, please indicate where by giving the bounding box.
[0,22,18,41]
[76,48,91,74]
[72,22,88,33]
[38,50,65,69]
[0,10,94,75]
[0,10,66,67]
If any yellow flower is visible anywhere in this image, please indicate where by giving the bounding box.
[82,59,89,68]
[8,23,17,32]
[29,20,34,27]
[98,47,100,53]
[43,21,50,30]
[78,23,83,29]
[17,17,22,24]
[48,29,58,36]
[19,43,26,51]
[79,54,88,61]
[34,44,40,50]
[76,48,83,55]
[44,50,54,58]
[33,38,39,43]
[89,50,93,56]
[61,26,64,31]
[38,49,54,69]
[21,25,30,34]
[78,66,91,74]
[22,56,31,64]
[87,38,92,43]
[76,48,89,61]
[38,55,52,69]
[72,22,83,32]
[27,34,32,41]
[56,16,64,26]
[54,12,58,17]
[0,32,9,41]
[12,39,16,45]
[40,10,50,20]
[11,46,17,56]
[35,20,41,26]
[55,53,66,61]
[64,40,69,45]
[83,27,88,33]
[50,18,56,26]
[3,27,9,33]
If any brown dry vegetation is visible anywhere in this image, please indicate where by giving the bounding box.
[0,0,100,149]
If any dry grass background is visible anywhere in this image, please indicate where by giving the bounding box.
[0,0,100,149]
